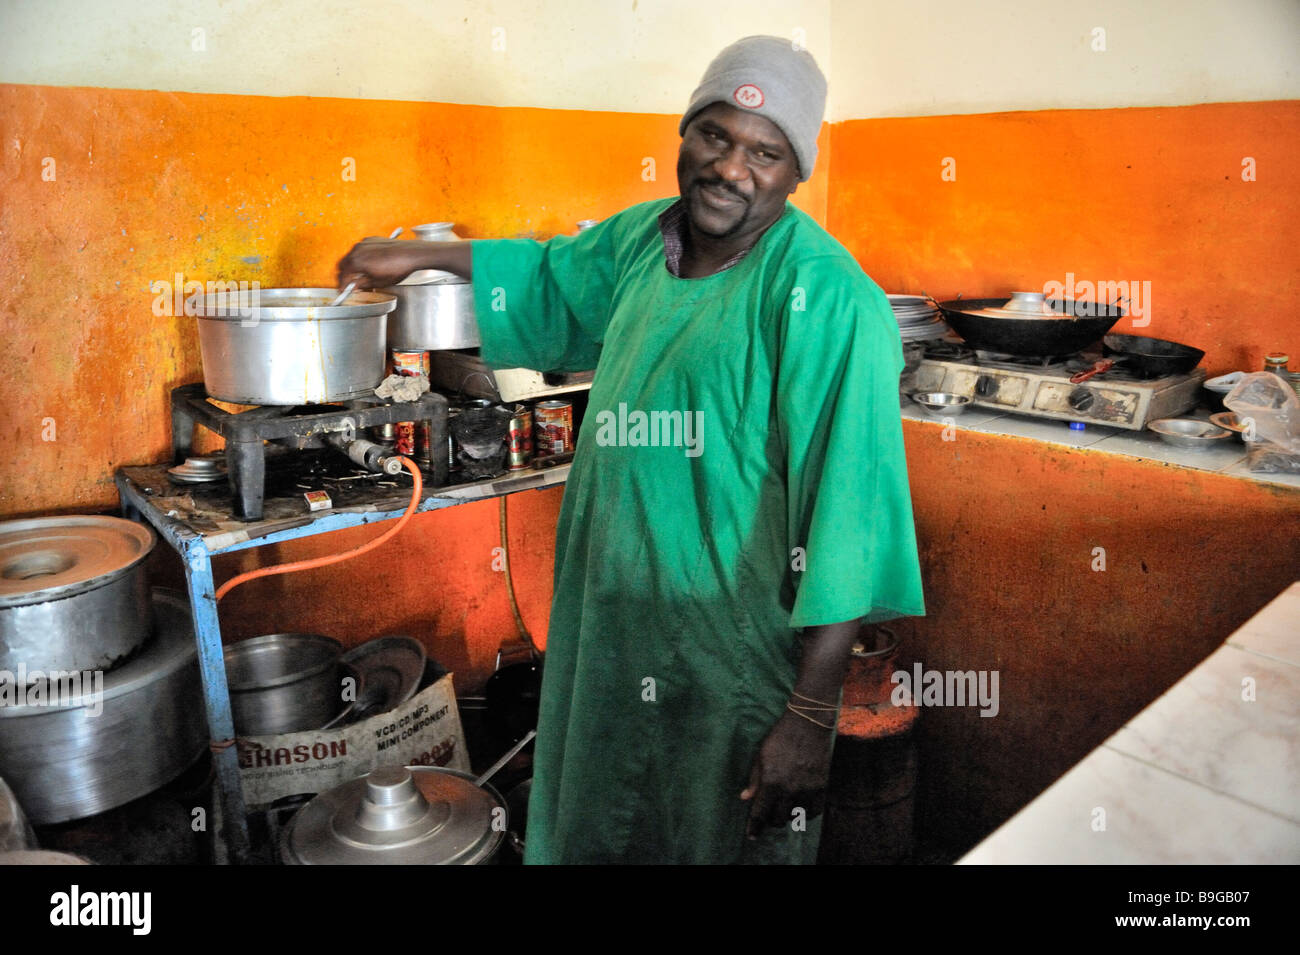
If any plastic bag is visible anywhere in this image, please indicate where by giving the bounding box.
[1224,372,1300,473]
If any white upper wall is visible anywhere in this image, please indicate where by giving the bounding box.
[1,0,1295,119]
[0,0,832,113]
[829,0,1300,120]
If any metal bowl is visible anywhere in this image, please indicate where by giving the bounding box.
[1148,417,1233,450]
[224,634,346,736]
[1209,412,1248,440]
[910,392,972,417]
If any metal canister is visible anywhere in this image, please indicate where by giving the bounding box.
[534,400,573,456]
[391,352,428,458]
[507,405,533,470]
[392,350,431,378]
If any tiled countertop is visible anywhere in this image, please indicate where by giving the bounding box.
[957,581,1300,864]
[899,393,1300,491]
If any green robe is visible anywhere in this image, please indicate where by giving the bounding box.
[472,198,925,864]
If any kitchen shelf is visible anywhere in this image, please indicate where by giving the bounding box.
[114,461,570,864]
[898,393,1300,491]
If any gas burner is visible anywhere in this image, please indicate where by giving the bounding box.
[169,384,449,521]
[923,341,975,362]
[974,350,1078,370]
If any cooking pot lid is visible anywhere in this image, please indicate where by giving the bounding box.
[398,269,469,286]
[282,766,505,865]
[0,517,155,607]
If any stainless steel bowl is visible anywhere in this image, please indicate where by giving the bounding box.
[382,280,479,351]
[225,634,346,736]
[910,392,973,417]
[191,288,395,405]
[0,590,207,824]
[0,516,155,676]
[1148,417,1234,450]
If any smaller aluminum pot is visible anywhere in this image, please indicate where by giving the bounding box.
[383,280,479,351]
[224,634,345,736]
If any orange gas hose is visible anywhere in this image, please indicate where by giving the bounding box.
[214,457,423,602]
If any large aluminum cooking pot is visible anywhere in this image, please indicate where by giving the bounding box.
[0,590,207,824]
[191,288,396,405]
[280,765,506,865]
[225,633,347,736]
[384,278,479,351]
[0,516,155,676]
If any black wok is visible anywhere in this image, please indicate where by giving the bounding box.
[1102,333,1203,379]
[937,298,1124,356]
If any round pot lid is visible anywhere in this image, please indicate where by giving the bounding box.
[0,516,155,608]
[281,766,505,865]
[342,636,426,719]
[167,455,227,483]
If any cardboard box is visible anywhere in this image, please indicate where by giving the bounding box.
[235,672,469,808]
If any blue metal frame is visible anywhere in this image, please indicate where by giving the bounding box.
[114,464,568,864]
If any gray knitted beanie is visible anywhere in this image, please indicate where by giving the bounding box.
[679,35,828,182]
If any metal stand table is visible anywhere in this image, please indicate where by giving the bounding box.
[115,461,570,863]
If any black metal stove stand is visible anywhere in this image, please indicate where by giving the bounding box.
[171,384,449,521]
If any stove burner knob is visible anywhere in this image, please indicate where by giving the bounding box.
[975,374,998,398]
[1068,387,1095,412]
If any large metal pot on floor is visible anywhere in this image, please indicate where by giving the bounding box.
[279,765,507,864]
[0,590,208,824]
[191,288,396,405]
[0,516,155,675]
[937,292,1124,356]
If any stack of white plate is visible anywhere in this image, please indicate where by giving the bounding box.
[887,294,950,341]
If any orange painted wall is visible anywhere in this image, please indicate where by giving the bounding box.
[828,102,1300,373]
[0,84,828,689]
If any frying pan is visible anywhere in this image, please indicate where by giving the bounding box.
[1101,333,1204,379]
[937,298,1123,356]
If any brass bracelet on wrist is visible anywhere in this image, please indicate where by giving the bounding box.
[791,689,838,710]
[786,702,836,730]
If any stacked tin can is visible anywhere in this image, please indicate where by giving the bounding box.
[534,400,574,457]
[391,350,432,465]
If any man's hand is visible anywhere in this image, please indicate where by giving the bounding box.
[335,238,473,291]
[739,709,833,839]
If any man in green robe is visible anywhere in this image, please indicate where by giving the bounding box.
[338,35,925,864]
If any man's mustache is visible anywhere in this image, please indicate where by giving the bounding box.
[694,179,749,202]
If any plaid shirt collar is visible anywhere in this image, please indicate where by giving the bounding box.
[657,199,752,278]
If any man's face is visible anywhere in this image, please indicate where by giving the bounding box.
[676,102,800,242]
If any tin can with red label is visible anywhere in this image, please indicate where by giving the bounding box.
[534,400,573,456]
[507,405,533,470]
[394,421,416,456]
[414,421,433,466]
[391,350,430,378]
